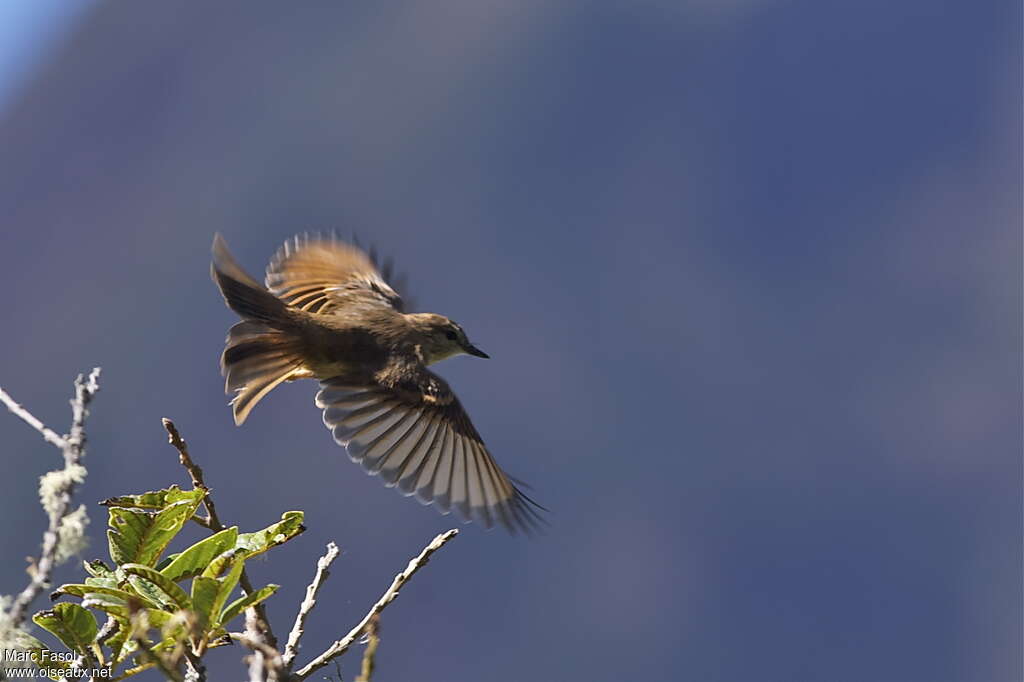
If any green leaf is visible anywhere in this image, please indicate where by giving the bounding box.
[107,496,202,566]
[160,527,238,582]
[142,609,174,629]
[210,555,245,627]
[155,554,178,572]
[121,564,192,610]
[219,586,279,626]
[220,585,279,625]
[51,584,161,610]
[83,559,113,578]
[84,573,120,591]
[126,574,177,610]
[32,603,98,655]
[190,576,220,629]
[202,548,244,579]
[80,593,131,620]
[100,485,204,511]
[235,511,305,557]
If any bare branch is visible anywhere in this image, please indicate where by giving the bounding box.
[282,542,341,670]
[66,368,102,465]
[242,609,287,682]
[294,529,459,680]
[162,418,223,528]
[0,385,67,450]
[230,630,286,681]
[4,368,101,628]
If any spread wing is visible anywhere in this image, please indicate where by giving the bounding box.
[265,234,406,314]
[315,372,545,534]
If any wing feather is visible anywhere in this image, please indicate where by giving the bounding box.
[396,416,443,494]
[265,234,404,314]
[430,425,456,513]
[413,423,449,504]
[377,411,432,485]
[449,436,469,520]
[315,372,546,533]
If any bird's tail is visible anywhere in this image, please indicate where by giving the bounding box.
[211,234,306,424]
[221,321,305,425]
[211,234,294,328]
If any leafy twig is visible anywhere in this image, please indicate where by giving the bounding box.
[294,529,459,680]
[162,418,280,650]
[2,368,101,628]
[282,542,341,671]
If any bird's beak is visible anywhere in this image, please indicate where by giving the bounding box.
[463,343,489,359]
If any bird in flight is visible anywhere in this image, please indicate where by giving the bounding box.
[210,234,544,533]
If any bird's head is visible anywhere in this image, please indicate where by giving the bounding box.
[407,313,489,364]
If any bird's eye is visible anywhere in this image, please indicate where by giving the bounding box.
[444,330,458,341]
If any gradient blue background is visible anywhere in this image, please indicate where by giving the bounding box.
[0,2,1019,681]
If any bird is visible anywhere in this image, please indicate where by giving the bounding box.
[210,233,545,534]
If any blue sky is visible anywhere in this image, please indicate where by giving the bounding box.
[0,2,1019,681]
[0,0,86,110]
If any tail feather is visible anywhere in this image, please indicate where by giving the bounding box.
[230,365,302,426]
[222,320,305,425]
[213,235,309,425]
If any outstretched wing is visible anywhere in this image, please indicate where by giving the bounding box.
[315,371,545,534]
[265,234,406,314]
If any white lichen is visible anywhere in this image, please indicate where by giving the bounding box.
[0,595,38,672]
[55,504,90,565]
[38,464,87,519]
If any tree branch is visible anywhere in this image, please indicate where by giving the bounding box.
[3,368,101,629]
[282,542,340,671]
[162,418,280,651]
[294,529,459,680]
[0,386,67,450]
[229,630,286,681]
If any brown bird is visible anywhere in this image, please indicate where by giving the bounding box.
[210,234,544,533]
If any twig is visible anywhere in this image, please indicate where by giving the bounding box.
[354,614,380,682]
[0,386,67,449]
[282,542,341,671]
[294,529,459,680]
[243,610,275,682]
[230,631,284,664]
[162,419,279,650]
[229,630,286,681]
[162,419,223,528]
[4,368,101,628]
